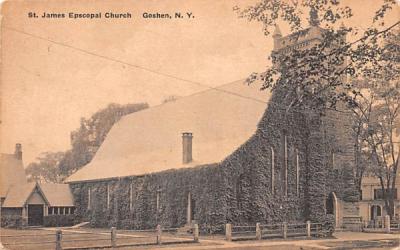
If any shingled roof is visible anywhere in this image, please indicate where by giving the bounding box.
[0,153,27,198]
[66,80,270,183]
[2,182,74,207]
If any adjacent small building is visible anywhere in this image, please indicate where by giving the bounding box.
[1,144,75,227]
[2,182,75,227]
[359,176,400,224]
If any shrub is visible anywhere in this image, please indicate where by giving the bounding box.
[43,215,76,227]
[1,215,27,228]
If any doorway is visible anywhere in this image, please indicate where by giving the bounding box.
[28,204,44,226]
[370,205,382,220]
[326,192,339,227]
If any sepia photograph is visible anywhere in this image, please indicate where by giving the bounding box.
[0,0,399,249]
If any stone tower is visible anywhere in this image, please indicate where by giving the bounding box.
[264,17,359,225]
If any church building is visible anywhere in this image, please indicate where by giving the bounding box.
[66,21,361,231]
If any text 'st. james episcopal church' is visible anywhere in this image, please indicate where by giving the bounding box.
[66,22,360,231]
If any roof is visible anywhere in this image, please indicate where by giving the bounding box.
[0,153,27,197]
[40,183,75,206]
[66,80,270,182]
[2,182,74,207]
[2,183,35,207]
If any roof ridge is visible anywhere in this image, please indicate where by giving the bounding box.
[117,78,265,123]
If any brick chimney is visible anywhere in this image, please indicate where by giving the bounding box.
[14,143,22,160]
[182,132,193,164]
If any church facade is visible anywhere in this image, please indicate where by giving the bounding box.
[66,24,360,231]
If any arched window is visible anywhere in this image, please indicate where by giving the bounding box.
[87,187,91,210]
[284,135,288,196]
[236,175,243,210]
[271,147,275,195]
[129,183,133,211]
[106,183,110,210]
[271,147,275,194]
[296,149,300,196]
[156,188,161,212]
[371,205,382,220]
[186,192,196,224]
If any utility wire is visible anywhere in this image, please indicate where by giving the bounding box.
[1,26,346,114]
[4,26,269,105]
[1,25,361,122]
[3,26,395,121]
[3,26,211,90]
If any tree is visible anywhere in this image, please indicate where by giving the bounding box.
[234,0,398,111]
[234,0,399,216]
[25,152,65,183]
[351,77,399,218]
[346,29,400,218]
[58,102,149,178]
[349,79,375,194]
[367,85,399,218]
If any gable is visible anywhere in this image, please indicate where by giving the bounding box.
[2,183,74,207]
[27,189,46,205]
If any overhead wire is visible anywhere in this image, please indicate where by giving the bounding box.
[3,26,392,123]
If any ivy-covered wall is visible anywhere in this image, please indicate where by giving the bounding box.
[69,84,359,230]
[70,164,226,230]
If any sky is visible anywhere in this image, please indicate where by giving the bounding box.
[0,0,398,165]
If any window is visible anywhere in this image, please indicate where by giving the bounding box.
[48,207,74,215]
[374,188,397,200]
[371,205,382,220]
[236,175,243,209]
[284,135,288,196]
[156,189,161,212]
[88,187,91,210]
[129,183,133,211]
[374,189,383,200]
[271,147,275,195]
[296,149,300,196]
[106,183,110,210]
